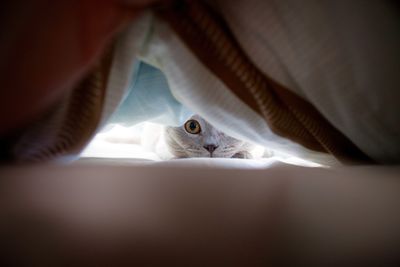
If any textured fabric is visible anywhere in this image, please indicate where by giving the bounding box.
[10,47,114,162]
[156,0,371,164]
[0,0,162,162]
[216,0,400,163]
[7,0,398,164]
[109,61,193,127]
[0,0,142,136]
[125,12,337,165]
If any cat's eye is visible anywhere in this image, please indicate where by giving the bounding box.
[184,119,201,134]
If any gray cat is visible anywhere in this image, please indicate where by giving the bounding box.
[164,115,254,159]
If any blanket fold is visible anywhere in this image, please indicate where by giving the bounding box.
[156,0,372,164]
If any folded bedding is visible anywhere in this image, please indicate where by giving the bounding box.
[1,0,399,165]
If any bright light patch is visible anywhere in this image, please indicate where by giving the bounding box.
[81,123,163,161]
[81,123,323,167]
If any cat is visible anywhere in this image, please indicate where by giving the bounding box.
[163,115,255,159]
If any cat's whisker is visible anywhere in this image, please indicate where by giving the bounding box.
[164,114,253,159]
[221,149,237,153]
[185,149,202,152]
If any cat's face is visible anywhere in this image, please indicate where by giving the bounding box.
[164,115,252,158]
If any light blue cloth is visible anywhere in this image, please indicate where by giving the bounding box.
[109,61,193,126]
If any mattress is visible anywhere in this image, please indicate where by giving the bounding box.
[1,162,399,265]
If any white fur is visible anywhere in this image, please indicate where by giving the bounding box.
[163,115,257,159]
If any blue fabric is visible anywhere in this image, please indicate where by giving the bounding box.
[109,61,193,126]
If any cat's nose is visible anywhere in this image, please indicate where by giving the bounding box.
[204,144,218,153]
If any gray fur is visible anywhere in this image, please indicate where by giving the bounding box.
[164,115,254,159]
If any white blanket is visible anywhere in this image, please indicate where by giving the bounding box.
[103,0,400,164]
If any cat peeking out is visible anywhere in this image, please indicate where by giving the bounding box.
[164,115,255,159]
